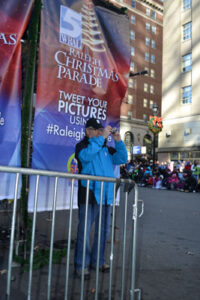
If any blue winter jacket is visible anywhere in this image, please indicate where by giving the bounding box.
[76,135,127,205]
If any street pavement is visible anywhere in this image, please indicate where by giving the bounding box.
[137,187,200,300]
[0,187,200,299]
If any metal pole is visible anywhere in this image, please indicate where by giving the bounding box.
[47,177,58,300]
[6,173,20,300]
[27,175,40,300]
[120,191,128,300]
[80,180,90,300]
[108,183,116,300]
[95,181,104,300]
[64,178,75,300]
[153,132,156,170]
[130,185,139,300]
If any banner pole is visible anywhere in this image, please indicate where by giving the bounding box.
[20,0,41,244]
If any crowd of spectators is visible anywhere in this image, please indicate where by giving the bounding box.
[120,159,200,193]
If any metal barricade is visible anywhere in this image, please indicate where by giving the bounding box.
[0,165,144,300]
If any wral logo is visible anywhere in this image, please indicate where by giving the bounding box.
[60,5,82,50]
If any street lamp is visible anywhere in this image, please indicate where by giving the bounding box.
[125,70,148,159]
[152,103,159,170]
[152,102,159,116]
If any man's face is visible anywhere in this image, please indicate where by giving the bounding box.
[86,127,103,139]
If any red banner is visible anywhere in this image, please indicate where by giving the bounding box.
[0,0,33,200]
[29,0,130,211]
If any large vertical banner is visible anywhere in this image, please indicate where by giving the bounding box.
[0,0,33,200]
[28,0,130,211]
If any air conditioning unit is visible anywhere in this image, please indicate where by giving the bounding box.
[184,128,192,136]
[166,130,171,138]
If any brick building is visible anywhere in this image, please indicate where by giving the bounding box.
[111,0,163,160]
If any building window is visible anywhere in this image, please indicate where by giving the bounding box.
[143,114,148,123]
[131,15,135,24]
[150,100,154,109]
[152,11,156,20]
[182,53,192,72]
[151,39,156,48]
[183,0,192,10]
[183,22,192,40]
[151,54,156,63]
[130,61,134,71]
[150,69,155,78]
[129,79,134,88]
[171,152,179,160]
[145,37,150,46]
[143,98,148,107]
[145,52,149,61]
[182,86,192,104]
[146,22,150,31]
[144,83,148,92]
[130,30,135,40]
[128,95,134,104]
[146,7,150,16]
[127,111,133,119]
[152,25,156,34]
[131,0,136,8]
[150,85,155,94]
[131,46,135,56]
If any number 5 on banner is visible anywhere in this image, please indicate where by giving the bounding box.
[60,5,82,39]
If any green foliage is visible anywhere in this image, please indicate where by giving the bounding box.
[148,116,163,134]
[14,248,66,271]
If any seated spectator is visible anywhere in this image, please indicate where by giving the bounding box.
[120,165,129,179]
[183,171,197,192]
[161,168,170,188]
[184,161,191,171]
[167,172,179,190]
[147,176,154,186]
[126,160,135,176]
[140,166,153,186]
[196,178,200,192]
[191,161,199,184]
[137,165,144,183]
[144,166,152,177]
[155,175,163,189]
[176,169,185,190]
[132,168,139,181]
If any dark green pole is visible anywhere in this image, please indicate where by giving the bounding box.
[153,132,156,171]
[21,0,41,230]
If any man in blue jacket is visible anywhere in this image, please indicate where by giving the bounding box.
[74,118,127,279]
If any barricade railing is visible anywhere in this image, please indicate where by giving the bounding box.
[0,165,144,300]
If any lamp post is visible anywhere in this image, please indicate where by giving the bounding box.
[152,103,159,170]
[123,70,148,159]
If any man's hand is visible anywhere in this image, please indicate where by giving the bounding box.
[112,130,121,142]
[101,126,121,141]
[102,125,112,139]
